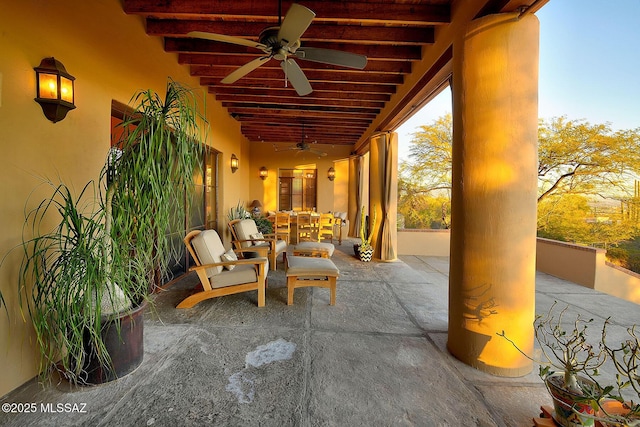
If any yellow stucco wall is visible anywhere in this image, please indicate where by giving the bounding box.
[0,0,249,396]
[535,238,599,289]
[248,143,352,214]
[598,262,640,304]
[397,230,451,256]
[333,159,349,213]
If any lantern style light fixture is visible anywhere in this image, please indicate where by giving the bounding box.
[259,166,268,180]
[230,154,239,173]
[34,57,76,123]
[327,167,336,181]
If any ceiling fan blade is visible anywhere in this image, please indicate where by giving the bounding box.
[281,59,312,96]
[222,56,271,84]
[187,31,269,52]
[296,47,367,70]
[277,3,315,49]
[310,149,328,157]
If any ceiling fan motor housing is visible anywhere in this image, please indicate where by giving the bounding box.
[259,27,300,58]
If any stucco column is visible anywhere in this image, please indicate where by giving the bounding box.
[448,13,539,377]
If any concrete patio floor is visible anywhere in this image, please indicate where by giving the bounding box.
[1,238,639,426]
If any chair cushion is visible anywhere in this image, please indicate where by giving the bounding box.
[274,239,287,253]
[235,219,260,248]
[286,256,339,277]
[221,249,238,270]
[191,230,225,277]
[210,264,258,288]
[247,236,286,254]
[292,241,335,257]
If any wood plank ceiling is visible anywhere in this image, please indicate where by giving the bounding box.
[122,0,545,150]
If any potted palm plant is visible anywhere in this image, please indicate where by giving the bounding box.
[499,302,607,427]
[18,80,204,385]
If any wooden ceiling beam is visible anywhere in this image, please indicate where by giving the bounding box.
[208,87,391,102]
[178,54,412,74]
[236,113,370,124]
[245,132,358,144]
[217,95,384,109]
[224,103,378,116]
[194,65,409,79]
[166,38,422,61]
[243,123,364,133]
[123,0,450,26]
[228,108,375,120]
[147,20,434,45]
[205,81,396,94]
[191,67,403,85]
[242,129,362,139]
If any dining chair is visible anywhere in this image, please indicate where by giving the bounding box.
[318,213,334,243]
[295,212,314,243]
[274,212,291,244]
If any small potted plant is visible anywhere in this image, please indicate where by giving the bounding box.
[227,201,273,235]
[499,302,607,427]
[354,205,377,262]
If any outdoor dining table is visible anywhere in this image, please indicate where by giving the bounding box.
[268,212,321,244]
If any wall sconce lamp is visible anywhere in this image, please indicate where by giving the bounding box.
[34,57,76,123]
[230,154,239,173]
[327,167,336,181]
[259,166,268,180]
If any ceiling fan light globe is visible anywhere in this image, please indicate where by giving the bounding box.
[274,48,288,61]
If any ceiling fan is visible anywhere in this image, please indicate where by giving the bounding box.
[187,2,367,96]
[288,141,328,157]
[274,123,328,157]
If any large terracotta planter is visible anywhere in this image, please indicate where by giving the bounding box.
[546,374,597,427]
[79,302,146,385]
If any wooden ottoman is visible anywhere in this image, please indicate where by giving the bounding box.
[286,255,340,305]
[290,241,335,258]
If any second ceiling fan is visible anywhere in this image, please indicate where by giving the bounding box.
[188,2,367,96]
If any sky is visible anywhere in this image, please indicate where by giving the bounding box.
[397,0,640,160]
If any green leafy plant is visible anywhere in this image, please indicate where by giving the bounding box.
[18,80,205,384]
[254,217,274,235]
[228,200,250,221]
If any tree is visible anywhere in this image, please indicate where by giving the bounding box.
[399,115,640,230]
[398,114,453,229]
[400,114,453,194]
[538,117,640,203]
[398,192,450,229]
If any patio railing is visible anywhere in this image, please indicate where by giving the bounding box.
[397,229,640,305]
